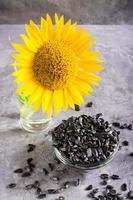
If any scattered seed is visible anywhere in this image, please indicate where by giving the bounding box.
[87,191,95,198]
[122,140,129,146]
[117,131,120,135]
[48,163,54,171]
[86,102,93,108]
[37,193,46,199]
[109,189,117,195]
[121,183,127,191]
[85,185,93,190]
[127,124,132,130]
[27,158,33,163]
[14,168,23,174]
[21,172,31,177]
[47,189,59,194]
[72,179,80,186]
[74,104,80,111]
[112,122,120,127]
[36,187,42,195]
[29,163,36,169]
[27,144,36,152]
[98,195,104,200]
[110,174,120,180]
[106,185,114,190]
[127,191,133,199]
[34,180,40,188]
[100,174,109,180]
[100,180,107,185]
[25,184,34,190]
[6,183,16,189]
[96,113,103,119]
[92,188,99,194]
[129,152,133,157]
[43,168,49,175]
[62,181,70,189]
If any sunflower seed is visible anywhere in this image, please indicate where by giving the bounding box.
[112,122,120,127]
[127,124,132,130]
[127,191,133,199]
[34,180,40,188]
[121,183,127,191]
[36,187,42,194]
[100,174,109,180]
[110,174,120,180]
[14,168,23,173]
[86,102,93,108]
[27,158,33,163]
[37,193,46,199]
[21,172,31,177]
[74,104,80,111]
[92,188,99,194]
[122,140,129,146]
[43,168,49,175]
[25,184,34,190]
[48,163,54,171]
[100,180,107,185]
[106,185,114,190]
[6,183,16,189]
[47,189,59,194]
[85,185,93,190]
[27,144,36,152]
[129,152,133,157]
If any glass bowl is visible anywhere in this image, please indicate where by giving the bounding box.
[54,141,119,171]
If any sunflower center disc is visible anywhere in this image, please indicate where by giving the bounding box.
[32,40,78,90]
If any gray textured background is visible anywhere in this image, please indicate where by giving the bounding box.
[0,0,133,24]
[0,25,133,200]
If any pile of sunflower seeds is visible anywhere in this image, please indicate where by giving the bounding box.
[51,113,119,166]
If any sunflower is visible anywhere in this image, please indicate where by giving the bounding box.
[11,14,104,116]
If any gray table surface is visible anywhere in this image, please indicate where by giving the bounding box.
[0,25,133,200]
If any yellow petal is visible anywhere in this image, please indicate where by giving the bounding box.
[62,89,68,111]
[20,34,37,52]
[28,86,44,104]
[79,60,104,72]
[47,92,53,116]
[42,90,53,112]
[33,99,42,112]
[68,84,84,105]
[63,22,77,41]
[22,82,38,96]
[40,17,48,42]
[16,84,26,93]
[54,15,64,40]
[29,20,43,43]
[46,14,53,39]
[73,80,91,95]
[11,43,33,55]
[54,13,59,24]
[10,62,30,68]
[25,24,42,47]
[80,51,101,59]
[12,53,33,62]
[53,90,63,115]
[64,88,74,109]
[75,78,94,92]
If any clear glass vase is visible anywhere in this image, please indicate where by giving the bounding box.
[17,93,52,133]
